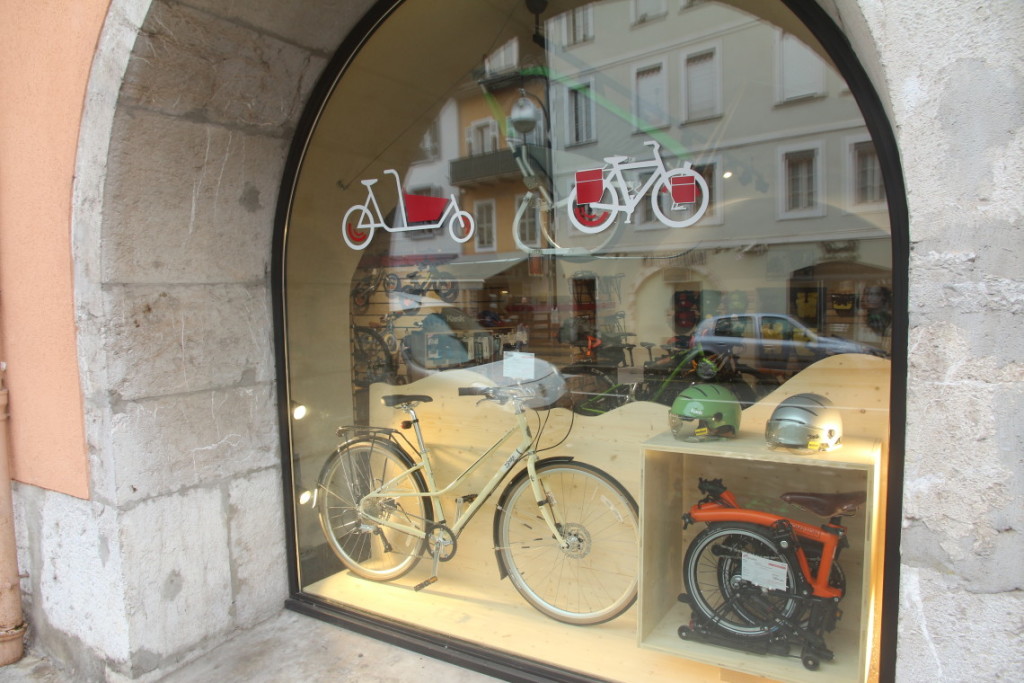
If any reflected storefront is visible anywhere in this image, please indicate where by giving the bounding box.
[277,1,902,680]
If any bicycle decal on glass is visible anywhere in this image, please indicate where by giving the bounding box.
[568,140,710,234]
[342,169,475,250]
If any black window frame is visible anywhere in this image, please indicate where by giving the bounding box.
[271,2,908,680]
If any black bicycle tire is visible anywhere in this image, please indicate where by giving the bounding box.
[562,365,627,415]
[352,326,395,386]
[434,272,459,302]
[683,522,803,639]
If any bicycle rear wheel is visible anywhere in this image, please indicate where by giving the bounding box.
[352,326,395,386]
[317,438,431,581]
[495,461,639,625]
[683,523,802,638]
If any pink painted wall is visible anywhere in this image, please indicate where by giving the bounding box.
[0,0,113,498]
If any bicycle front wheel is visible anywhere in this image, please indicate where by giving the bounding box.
[495,461,639,625]
[318,438,431,581]
[342,205,375,249]
[683,523,803,638]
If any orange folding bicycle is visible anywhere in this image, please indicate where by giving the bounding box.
[678,477,866,671]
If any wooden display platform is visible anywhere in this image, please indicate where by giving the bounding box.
[638,354,890,683]
[639,432,880,683]
[303,355,889,682]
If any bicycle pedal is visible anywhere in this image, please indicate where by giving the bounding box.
[413,576,438,592]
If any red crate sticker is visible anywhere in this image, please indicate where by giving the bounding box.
[575,169,605,203]
[670,175,697,204]
[404,194,449,223]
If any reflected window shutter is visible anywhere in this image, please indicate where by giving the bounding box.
[686,51,716,119]
[780,33,824,100]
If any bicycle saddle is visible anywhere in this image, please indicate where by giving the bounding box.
[603,155,628,164]
[781,491,866,517]
[381,394,433,407]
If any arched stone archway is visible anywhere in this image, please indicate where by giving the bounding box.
[41,0,376,677]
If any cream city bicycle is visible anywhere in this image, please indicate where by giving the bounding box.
[568,139,709,233]
[315,360,640,625]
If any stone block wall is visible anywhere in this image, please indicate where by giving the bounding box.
[16,0,373,678]
[832,1,1024,679]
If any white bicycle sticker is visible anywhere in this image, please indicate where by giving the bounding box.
[568,140,709,233]
[341,169,475,250]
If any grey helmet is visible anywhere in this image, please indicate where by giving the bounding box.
[765,393,842,451]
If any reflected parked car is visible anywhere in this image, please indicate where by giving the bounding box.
[691,313,888,375]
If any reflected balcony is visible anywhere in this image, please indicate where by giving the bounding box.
[449,144,550,187]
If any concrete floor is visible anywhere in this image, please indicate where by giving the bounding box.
[0,610,500,682]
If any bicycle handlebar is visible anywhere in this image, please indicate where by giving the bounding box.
[458,382,548,402]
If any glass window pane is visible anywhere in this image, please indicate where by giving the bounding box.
[281,2,895,681]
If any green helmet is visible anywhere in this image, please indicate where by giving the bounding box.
[669,384,741,440]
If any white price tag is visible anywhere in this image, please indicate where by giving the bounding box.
[741,551,789,591]
[503,351,535,380]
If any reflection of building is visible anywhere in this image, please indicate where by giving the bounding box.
[373,3,896,372]
[402,3,894,366]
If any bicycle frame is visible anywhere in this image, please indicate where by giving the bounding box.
[354,400,569,549]
[568,139,708,235]
[591,144,674,222]
[686,490,846,600]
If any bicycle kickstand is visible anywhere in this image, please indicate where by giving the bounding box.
[413,532,444,592]
[414,550,441,593]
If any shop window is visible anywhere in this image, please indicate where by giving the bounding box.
[484,37,519,75]
[779,141,826,218]
[633,0,667,24]
[415,120,440,162]
[848,136,887,210]
[465,118,498,156]
[515,193,542,247]
[278,2,903,682]
[563,5,594,46]
[473,199,496,251]
[567,80,596,145]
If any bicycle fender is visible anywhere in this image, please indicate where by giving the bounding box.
[315,434,415,491]
[490,456,575,580]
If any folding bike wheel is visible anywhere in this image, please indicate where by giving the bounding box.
[683,523,803,638]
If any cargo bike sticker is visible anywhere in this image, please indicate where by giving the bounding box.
[342,169,475,250]
[568,140,709,233]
